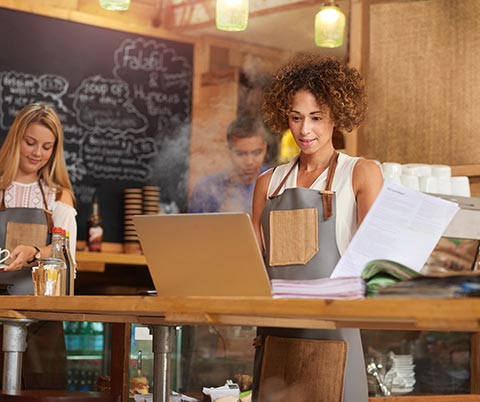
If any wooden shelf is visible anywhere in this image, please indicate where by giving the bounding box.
[76,251,146,265]
[75,251,146,272]
[451,164,480,178]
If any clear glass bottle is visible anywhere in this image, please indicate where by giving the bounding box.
[50,226,67,295]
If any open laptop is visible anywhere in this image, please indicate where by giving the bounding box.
[133,213,272,297]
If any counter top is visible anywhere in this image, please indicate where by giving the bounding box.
[0,296,479,331]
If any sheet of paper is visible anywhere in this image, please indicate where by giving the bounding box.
[331,181,460,278]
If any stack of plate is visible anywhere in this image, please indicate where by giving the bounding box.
[142,186,160,215]
[391,354,415,394]
[123,188,143,254]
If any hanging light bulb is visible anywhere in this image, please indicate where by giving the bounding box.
[216,0,249,32]
[99,0,130,11]
[315,2,346,48]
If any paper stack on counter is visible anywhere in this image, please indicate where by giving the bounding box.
[271,276,365,299]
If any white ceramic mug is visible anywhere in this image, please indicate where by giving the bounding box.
[450,176,471,197]
[419,176,438,194]
[400,175,420,191]
[0,248,11,264]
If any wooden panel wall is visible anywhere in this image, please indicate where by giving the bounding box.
[359,0,480,168]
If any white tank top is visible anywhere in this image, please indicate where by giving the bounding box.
[267,152,359,255]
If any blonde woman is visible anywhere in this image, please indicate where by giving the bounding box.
[0,102,76,294]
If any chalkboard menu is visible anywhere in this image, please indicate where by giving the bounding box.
[0,8,193,242]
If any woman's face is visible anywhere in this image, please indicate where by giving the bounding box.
[17,122,56,181]
[288,89,335,155]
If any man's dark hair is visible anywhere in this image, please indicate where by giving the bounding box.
[226,114,268,146]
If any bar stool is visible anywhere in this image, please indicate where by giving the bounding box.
[0,391,120,402]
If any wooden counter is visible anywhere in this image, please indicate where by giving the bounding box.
[1,296,480,402]
[0,296,480,331]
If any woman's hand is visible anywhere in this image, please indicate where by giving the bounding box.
[3,245,38,272]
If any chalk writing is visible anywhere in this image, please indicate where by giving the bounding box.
[0,8,193,241]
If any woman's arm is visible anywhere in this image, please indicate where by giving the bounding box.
[251,169,273,252]
[53,190,77,261]
[5,244,51,271]
[352,158,384,225]
[58,188,75,207]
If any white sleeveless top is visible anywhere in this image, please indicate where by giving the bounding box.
[267,153,359,255]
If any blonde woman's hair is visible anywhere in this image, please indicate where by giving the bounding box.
[0,103,74,202]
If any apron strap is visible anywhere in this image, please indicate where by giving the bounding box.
[38,180,54,234]
[269,152,339,220]
[0,190,5,211]
[269,158,299,199]
[320,151,339,221]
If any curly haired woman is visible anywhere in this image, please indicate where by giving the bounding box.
[251,55,383,401]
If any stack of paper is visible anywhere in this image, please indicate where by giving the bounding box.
[271,277,365,299]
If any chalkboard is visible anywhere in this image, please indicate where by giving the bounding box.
[0,7,193,242]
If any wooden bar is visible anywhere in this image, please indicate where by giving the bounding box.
[1,296,479,402]
[0,296,479,331]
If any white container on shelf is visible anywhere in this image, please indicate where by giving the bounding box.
[381,162,402,178]
[450,176,471,197]
[400,175,420,191]
[402,163,432,177]
[419,176,438,194]
[431,164,451,177]
[436,176,452,195]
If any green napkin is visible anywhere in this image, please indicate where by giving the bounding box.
[361,259,422,297]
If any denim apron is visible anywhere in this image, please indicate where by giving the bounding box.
[252,152,368,402]
[0,183,52,295]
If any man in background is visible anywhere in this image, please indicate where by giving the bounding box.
[188,115,268,214]
[184,115,269,391]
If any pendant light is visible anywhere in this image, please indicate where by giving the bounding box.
[216,0,249,32]
[315,2,345,48]
[99,0,130,11]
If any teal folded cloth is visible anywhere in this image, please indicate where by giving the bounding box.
[361,259,422,297]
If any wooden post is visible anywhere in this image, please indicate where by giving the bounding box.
[110,323,131,402]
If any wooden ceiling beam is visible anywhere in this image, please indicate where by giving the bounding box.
[162,0,321,31]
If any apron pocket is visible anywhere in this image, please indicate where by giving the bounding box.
[269,208,319,266]
[5,221,48,264]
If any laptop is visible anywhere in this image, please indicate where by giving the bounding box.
[133,213,272,297]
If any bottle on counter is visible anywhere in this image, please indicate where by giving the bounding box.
[63,230,76,295]
[50,226,68,295]
[87,192,103,252]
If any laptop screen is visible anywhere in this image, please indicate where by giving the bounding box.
[133,213,272,297]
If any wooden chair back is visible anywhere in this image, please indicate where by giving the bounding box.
[258,336,348,402]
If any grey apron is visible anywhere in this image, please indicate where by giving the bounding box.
[252,152,368,402]
[0,183,52,295]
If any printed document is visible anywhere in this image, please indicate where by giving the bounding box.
[331,181,460,277]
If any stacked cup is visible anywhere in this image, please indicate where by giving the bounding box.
[381,162,402,185]
[123,188,143,254]
[142,186,160,215]
[390,353,416,394]
[381,162,471,196]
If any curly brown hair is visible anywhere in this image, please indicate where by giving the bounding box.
[262,54,367,135]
